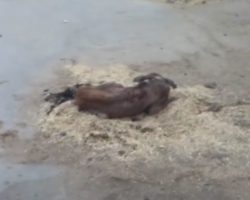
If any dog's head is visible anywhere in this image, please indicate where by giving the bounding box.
[133,73,177,89]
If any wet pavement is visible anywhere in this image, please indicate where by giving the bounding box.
[1,0,250,199]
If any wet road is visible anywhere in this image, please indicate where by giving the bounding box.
[1,0,250,199]
[0,1,197,199]
[0,0,203,128]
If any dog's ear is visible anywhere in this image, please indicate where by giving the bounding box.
[133,75,147,83]
[148,73,162,79]
[164,78,177,89]
[133,73,160,82]
[150,73,177,88]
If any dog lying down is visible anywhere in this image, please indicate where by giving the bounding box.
[44,73,177,119]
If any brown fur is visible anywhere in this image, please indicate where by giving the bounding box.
[74,74,176,118]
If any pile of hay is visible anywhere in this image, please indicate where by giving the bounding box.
[36,65,250,175]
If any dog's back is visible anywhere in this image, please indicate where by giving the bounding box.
[74,74,174,118]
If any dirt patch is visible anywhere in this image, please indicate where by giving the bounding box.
[163,0,223,6]
[164,0,206,5]
[27,65,250,180]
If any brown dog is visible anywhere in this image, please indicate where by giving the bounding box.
[74,73,176,118]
